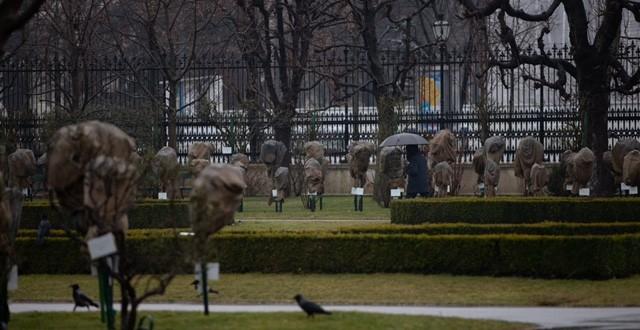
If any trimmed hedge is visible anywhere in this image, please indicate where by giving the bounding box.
[21,200,191,229]
[391,197,640,224]
[15,232,640,279]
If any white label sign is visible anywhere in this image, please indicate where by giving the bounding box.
[447,185,451,193]
[222,146,233,155]
[179,231,195,236]
[579,188,590,197]
[87,233,118,260]
[631,186,639,195]
[621,183,631,191]
[390,189,402,197]
[7,265,17,291]
[566,184,573,191]
[308,192,317,196]
[272,189,278,197]
[21,189,28,196]
[195,262,220,281]
[158,192,168,200]
[478,183,485,190]
[353,188,364,196]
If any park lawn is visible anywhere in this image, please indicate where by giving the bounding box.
[12,274,640,307]
[11,312,531,330]
[222,219,389,232]
[233,196,390,220]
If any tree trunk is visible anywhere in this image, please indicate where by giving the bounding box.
[167,81,178,150]
[375,94,398,143]
[580,90,614,195]
[273,104,294,166]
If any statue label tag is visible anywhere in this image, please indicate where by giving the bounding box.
[179,231,195,236]
[21,189,28,196]
[390,189,402,197]
[352,188,364,196]
[630,186,639,195]
[398,188,404,194]
[621,183,631,191]
[7,265,17,291]
[158,192,168,200]
[87,233,118,260]
[447,185,451,193]
[308,192,317,196]
[478,183,485,189]
[195,262,220,281]
[272,190,278,197]
[222,146,233,155]
[566,185,573,191]
[579,188,590,197]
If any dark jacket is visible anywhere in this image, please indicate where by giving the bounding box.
[405,145,430,196]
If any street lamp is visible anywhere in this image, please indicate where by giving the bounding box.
[432,16,449,130]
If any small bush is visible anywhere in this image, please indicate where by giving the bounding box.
[391,197,640,224]
[15,232,640,279]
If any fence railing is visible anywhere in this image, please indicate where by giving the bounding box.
[1,44,639,164]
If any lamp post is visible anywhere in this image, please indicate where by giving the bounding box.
[432,17,450,130]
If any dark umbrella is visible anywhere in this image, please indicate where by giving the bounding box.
[379,133,429,147]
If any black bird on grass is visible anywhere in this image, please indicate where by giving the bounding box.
[190,280,220,295]
[294,294,331,317]
[70,284,99,311]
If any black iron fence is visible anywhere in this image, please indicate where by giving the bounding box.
[1,44,640,164]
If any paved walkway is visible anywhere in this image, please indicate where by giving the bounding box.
[10,303,640,329]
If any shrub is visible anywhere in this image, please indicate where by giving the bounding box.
[391,197,640,224]
[14,232,640,279]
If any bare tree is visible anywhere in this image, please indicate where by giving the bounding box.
[231,0,344,164]
[104,0,219,150]
[458,0,640,195]
[0,0,45,57]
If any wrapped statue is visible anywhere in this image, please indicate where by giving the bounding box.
[612,139,640,184]
[260,140,287,178]
[514,137,544,196]
[190,164,246,254]
[565,147,595,194]
[229,153,250,175]
[8,148,36,189]
[188,142,214,176]
[347,141,375,188]
[378,147,404,207]
[0,171,11,254]
[484,159,500,197]
[472,147,485,185]
[273,167,290,203]
[152,146,179,199]
[429,129,456,168]
[47,121,138,238]
[484,136,506,163]
[303,141,329,195]
[432,161,453,198]
[623,150,640,187]
[530,163,549,196]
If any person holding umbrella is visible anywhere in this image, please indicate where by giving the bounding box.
[405,144,431,198]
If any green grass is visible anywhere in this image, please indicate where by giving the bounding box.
[12,274,640,307]
[12,312,530,330]
[234,196,389,220]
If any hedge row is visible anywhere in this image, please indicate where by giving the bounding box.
[391,197,640,224]
[21,200,191,229]
[15,232,640,279]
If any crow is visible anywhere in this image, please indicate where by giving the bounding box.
[293,294,331,317]
[190,280,220,295]
[70,284,99,311]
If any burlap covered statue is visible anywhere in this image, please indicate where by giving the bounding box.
[347,141,375,188]
[612,139,640,185]
[378,147,404,207]
[152,146,179,199]
[472,147,485,185]
[188,142,214,176]
[623,150,640,187]
[190,164,246,255]
[530,163,549,196]
[485,136,506,163]
[0,171,10,255]
[514,137,544,196]
[484,159,500,197]
[47,121,138,238]
[273,167,290,202]
[259,140,288,204]
[565,147,595,195]
[429,129,456,168]
[229,153,250,175]
[8,148,36,190]
[432,161,453,197]
[303,141,329,195]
